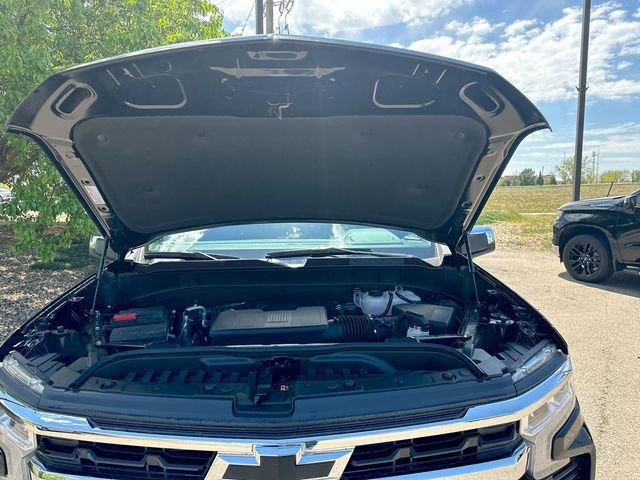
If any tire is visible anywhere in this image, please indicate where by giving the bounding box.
[562,234,613,283]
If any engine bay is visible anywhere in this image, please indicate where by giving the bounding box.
[1,261,563,417]
[103,288,460,349]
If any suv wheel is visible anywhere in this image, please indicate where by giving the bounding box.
[562,234,613,283]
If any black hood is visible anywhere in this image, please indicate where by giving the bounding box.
[560,196,623,211]
[6,36,548,254]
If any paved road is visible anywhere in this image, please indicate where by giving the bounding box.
[477,249,640,480]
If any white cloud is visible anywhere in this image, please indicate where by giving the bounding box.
[583,122,640,157]
[407,2,640,102]
[216,0,475,35]
[509,122,640,173]
[504,19,536,37]
[445,17,496,36]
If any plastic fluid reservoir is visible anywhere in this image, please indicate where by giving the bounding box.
[353,289,421,316]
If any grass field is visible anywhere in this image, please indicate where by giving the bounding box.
[479,183,639,251]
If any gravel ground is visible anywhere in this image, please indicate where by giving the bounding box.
[0,227,94,339]
[0,232,637,479]
[478,250,640,480]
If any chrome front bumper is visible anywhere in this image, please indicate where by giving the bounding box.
[1,358,574,480]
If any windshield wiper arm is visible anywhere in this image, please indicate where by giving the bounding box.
[145,251,241,260]
[264,247,413,259]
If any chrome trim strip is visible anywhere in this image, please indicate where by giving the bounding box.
[1,358,571,455]
[376,443,529,479]
[28,444,529,480]
[29,458,96,480]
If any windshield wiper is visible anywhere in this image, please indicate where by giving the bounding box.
[145,251,241,260]
[264,247,413,259]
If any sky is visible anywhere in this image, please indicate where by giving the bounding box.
[215,0,640,175]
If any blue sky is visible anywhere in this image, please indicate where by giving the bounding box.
[216,0,640,175]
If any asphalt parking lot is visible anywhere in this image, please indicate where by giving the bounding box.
[478,249,640,480]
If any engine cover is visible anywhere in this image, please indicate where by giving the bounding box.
[210,307,329,345]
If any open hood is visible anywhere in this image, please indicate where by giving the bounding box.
[6,36,548,254]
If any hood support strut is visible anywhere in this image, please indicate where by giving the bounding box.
[463,232,480,306]
[460,232,481,357]
[88,238,110,365]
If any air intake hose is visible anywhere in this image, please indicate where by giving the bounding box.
[324,315,395,342]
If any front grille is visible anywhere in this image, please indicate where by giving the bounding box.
[35,436,215,480]
[524,455,591,480]
[341,422,521,479]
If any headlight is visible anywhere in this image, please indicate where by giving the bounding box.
[0,352,46,394]
[512,343,559,382]
[555,210,563,221]
[521,375,577,478]
[522,380,575,436]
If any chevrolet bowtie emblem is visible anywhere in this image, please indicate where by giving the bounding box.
[206,445,353,480]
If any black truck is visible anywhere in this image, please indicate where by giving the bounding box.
[553,188,640,282]
[2,36,594,480]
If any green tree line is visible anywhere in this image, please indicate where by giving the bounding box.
[503,153,640,187]
[0,0,225,261]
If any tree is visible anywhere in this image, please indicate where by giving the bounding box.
[632,170,640,183]
[553,153,599,184]
[554,156,573,183]
[0,0,226,260]
[548,175,558,185]
[536,170,544,186]
[600,170,627,184]
[517,168,537,186]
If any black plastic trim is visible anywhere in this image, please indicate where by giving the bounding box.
[552,403,596,479]
[0,446,7,476]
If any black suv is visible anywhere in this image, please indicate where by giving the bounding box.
[553,188,640,282]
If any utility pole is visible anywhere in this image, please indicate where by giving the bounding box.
[573,0,591,201]
[265,0,274,34]
[255,0,264,34]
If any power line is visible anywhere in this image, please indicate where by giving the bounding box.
[240,0,255,35]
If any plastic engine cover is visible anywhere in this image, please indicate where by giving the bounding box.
[210,307,329,345]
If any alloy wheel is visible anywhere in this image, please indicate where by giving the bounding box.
[566,240,601,279]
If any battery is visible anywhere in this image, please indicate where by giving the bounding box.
[108,307,170,345]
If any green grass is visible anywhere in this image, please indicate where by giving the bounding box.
[477,210,522,224]
[480,183,639,251]
[484,183,638,213]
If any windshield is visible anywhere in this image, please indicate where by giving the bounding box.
[147,223,450,266]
